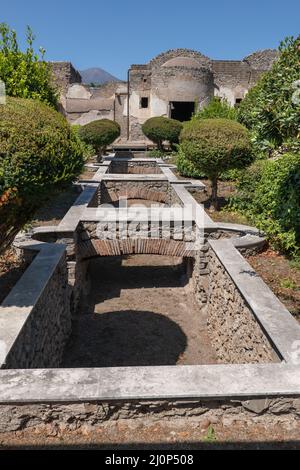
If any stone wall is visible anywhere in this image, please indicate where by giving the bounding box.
[76,219,196,258]
[151,66,214,105]
[2,253,72,369]
[0,395,299,434]
[243,49,279,70]
[99,180,182,206]
[50,62,82,94]
[192,245,279,364]
[50,50,277,140]
[109,161,162,174]
[150,49,212,69]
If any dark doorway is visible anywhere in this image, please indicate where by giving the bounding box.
[170,101,195,122]
[140,97,149,108]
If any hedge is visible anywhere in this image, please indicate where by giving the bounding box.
[0,97,84,253]
[230,154,300,255]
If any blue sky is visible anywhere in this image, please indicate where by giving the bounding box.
[1,0,299,80]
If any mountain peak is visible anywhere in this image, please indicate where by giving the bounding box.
[80,67,121,85]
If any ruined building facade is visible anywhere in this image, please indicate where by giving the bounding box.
[51,48,278,143]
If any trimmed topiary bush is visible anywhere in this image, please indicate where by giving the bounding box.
[142,117,183,151]
[180,118,253,208]
[72,124,95,161]
[0,97,84,253]
[230,154,300,256]
[78,119,120,161]
[176,145,205,178]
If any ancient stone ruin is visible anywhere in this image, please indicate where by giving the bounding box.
[50,48,279,143]
[0,154,300,434]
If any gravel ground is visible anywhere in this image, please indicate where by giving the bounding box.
[62,255,217,367]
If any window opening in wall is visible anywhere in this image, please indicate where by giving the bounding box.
[140,97,149,108]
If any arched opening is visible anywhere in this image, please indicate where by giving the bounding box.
[77,239,194,259]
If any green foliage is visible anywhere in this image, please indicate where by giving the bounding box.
[72,125,95,161]
[179,118,253,208]
[289,256,300,272]
[237,36,300,155]
[280,278,298,290]
[203,426,217,442]
[230,154,300,255]
[176,145,242,180]
[147,149,165,158]
[0,23,58,108]
[78,119,120,158]
[180,119,253,177]
[193,97,237,121]
[142,116,183,150]
[0,97,84,253]
[176,145,205,178]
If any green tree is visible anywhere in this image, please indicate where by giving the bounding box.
[142,117,183,151]
[78,119,120,161]
[237,35,300,156]
[0,23,58,107]
[176,97,237,178]
[180,118,253,209]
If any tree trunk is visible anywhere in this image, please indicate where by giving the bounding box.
[157,140,164,152]
[211,177,219,210]
[96,147,103,163]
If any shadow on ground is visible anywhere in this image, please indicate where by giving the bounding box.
[62,309,187,367]
[1,440,300,450]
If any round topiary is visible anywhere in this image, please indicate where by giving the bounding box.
[0,96,84,253]
[78,119,120,160]
[180,118,253,208]
[142,117,183,150]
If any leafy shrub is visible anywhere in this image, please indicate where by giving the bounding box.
[237,35,300,155]
[0,23,58,107]
[176,145,205,178]
[78,119,120,160]
[0,97,84,253]
[179,118,253,208]
[176,145,242,180]
[230,154,300,255]
[147,149,165,158]
[72,125,95,161]
[193,97,237,121]
[142,117,183,150]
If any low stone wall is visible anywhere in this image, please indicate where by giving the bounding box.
[206,247,278,364]
[76,220,196,258]
[0,396,299,434]
[100,180,182,206]
[109,161,162,175]
[0,247,72,369]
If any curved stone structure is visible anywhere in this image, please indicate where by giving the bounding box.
[243,49,279,70]
[149,48,212,69]
[54,47,278,140]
